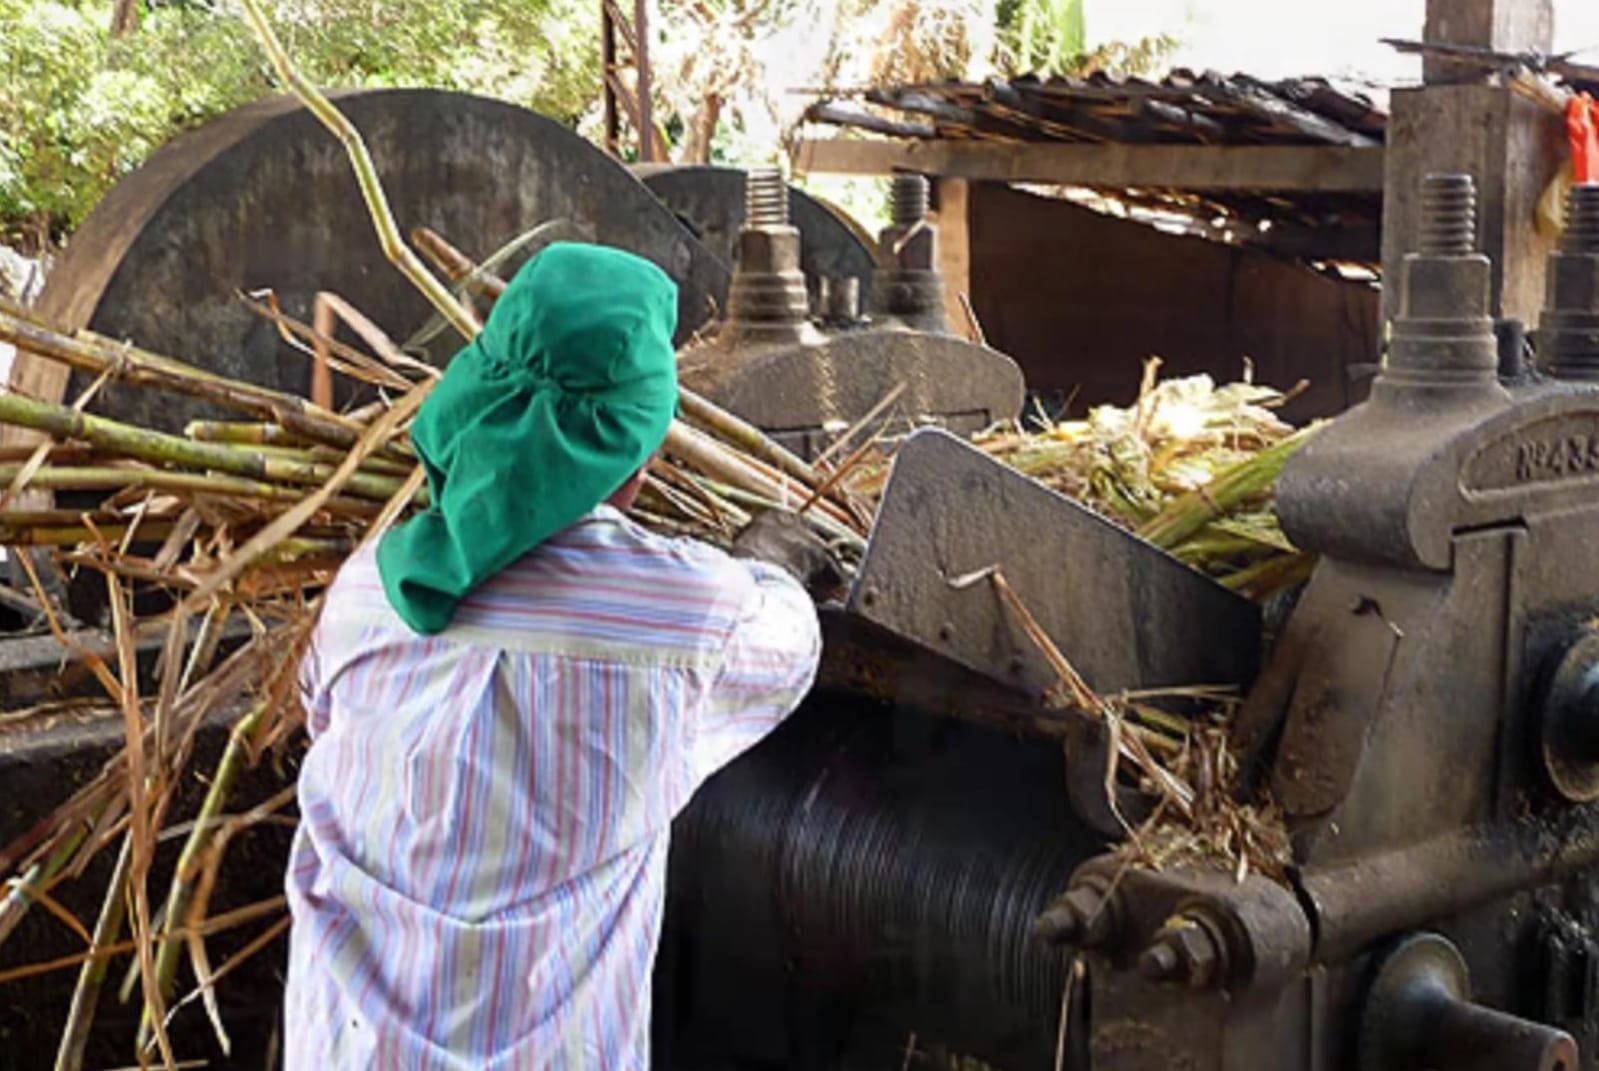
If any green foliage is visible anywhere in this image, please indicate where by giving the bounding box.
[996,0,1084,75]
[0,0,601,248]
[993,0,1175,78]
[0,0,1181,248]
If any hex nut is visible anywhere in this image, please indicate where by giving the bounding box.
[1550,254,1599,315]
[735,227,803,274]
[1139,918,1224,989]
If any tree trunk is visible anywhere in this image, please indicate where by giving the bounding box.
[680,91,723,164]
[109,0,140,36]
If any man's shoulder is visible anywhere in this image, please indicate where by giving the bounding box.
[452,507,763,652]
[311,511,771,667]
[525,506,754,590]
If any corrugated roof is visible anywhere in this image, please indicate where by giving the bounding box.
[803,71,1388,267]
[804,69,1387,149]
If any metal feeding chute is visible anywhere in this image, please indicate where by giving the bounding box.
[849,427,1261,702]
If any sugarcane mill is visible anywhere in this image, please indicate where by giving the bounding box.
[5,0,1599,1068]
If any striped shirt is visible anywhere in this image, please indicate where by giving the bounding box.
[283,505,821,1069]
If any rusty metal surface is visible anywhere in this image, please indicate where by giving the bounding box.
[1057,862,1312,997]
[817,611,1153,838]
[677,167,1025,454]
[682,329,1025,457]
[1299,807,1599,966]
[1043,864,1314,1071]
[1041,178,1599,1071]
[635,164,878,312]
[30,88,728,434]
[1359,932,1577,1071]
[1539,185,1599,381]
[872,174,947,332]
[815,609,1073,738]
[848,428,1261,698]
[1541,630,1599,803]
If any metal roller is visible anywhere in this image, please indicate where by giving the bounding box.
[657,696,1102,1069]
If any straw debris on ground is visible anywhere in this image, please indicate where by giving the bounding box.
[0,5,1316,1064]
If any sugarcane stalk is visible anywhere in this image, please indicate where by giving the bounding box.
[675,389,824,490]
[0,444,105,464]
[1169,532,1278,566]
[0,307,363,451]
[0,392,407,503]
[0,508,130,527]
[180,380,430,610]
[664,423,862,538]
[147,698,267,1036]
[0,465,386,517]
[671,421,861,533]
[54,834,133,1071]
[0,519,179,547]
[262,536,352,561]
[304,444,412,477]
[184,421,308,448]
[1220,551,1318,601]
[0,895,290,990]
[0,825,89,946]
[236,0,479,340]
[1136,424,1319,551]
[412,227,506,299]
[219,440,412,479]
[689,475,866,555]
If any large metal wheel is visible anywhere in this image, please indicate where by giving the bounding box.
[21,89,730,436]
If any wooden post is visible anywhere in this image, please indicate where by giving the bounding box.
[1380,0,1562,334]
[932,178,974,341]
[1421,0,1553,81]
[601,0,619,158]
[634,0,656,163]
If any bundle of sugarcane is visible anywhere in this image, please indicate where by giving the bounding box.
[0,284,879,1068]
[0,12,879,1057]
[842,359,1320,602]
[0,297,870,581]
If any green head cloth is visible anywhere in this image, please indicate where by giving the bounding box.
[377,242,679,634]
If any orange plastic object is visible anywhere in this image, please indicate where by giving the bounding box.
[1570,94,1599,184]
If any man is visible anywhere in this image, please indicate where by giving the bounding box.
[283,243,836,1068]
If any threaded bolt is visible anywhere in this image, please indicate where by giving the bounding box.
[1563,184,1599,254]
[1418,173,1477,256]
[1139,940,1182,981]
[890,173,930,227]
[745,168,788,227]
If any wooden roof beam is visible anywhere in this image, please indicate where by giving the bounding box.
[792,138,1386,193]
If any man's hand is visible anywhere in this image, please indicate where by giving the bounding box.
[731,509,846,595]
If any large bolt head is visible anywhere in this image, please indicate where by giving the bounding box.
[735,226,802,275]
[880,222,938,271]
[1549,254,1599,316]
[1401,255,1491,321]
